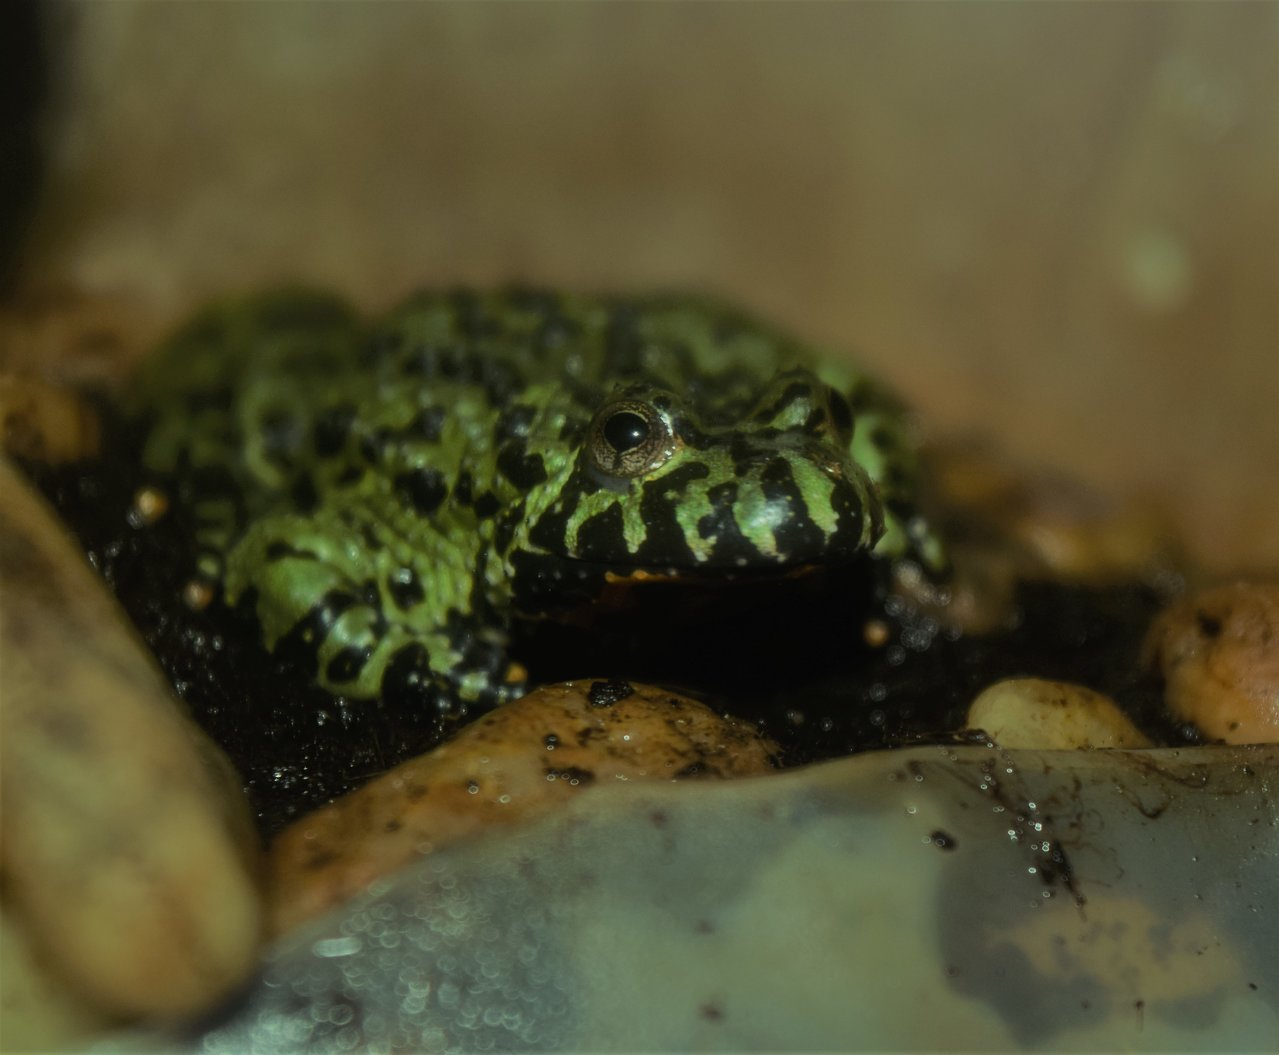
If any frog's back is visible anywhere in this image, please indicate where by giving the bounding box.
[130,288,942,713]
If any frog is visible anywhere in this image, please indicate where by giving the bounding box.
[130,289,946,723]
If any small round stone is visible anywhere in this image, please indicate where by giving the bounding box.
[1143,581,1279,744]
[965,677,1150,750]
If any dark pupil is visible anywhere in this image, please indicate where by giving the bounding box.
[602,410,650,453]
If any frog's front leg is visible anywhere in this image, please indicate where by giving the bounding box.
[222,512,522,714]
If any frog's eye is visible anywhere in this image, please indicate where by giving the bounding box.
[587,399,674,479]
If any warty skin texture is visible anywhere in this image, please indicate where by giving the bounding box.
[131,289,944,717]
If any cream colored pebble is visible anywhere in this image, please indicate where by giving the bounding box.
[965,677,1151,749]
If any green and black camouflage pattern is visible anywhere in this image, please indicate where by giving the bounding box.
[132,290,945,719]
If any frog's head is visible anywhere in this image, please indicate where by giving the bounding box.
[509,368,885,580]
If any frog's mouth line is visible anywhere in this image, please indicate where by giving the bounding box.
[600,563,827,587]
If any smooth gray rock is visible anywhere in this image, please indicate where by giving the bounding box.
[104,745,1278,1052]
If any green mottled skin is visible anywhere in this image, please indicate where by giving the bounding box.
[132,290,944,717]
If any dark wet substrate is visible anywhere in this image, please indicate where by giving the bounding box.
[27,452,1180,837]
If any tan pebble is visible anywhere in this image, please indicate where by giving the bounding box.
[927,443,1182,585]
[965,677,1151,750]
[265,679,777,937]
[1143,581,1279,744]
[0,460,262,1020]
[0,375,102,463]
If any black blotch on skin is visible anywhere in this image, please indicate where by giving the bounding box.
[265,540,317,561]
[557,415,587,445]
[471,358,526,407]
[494,507,522,555]
[260,409,302,468]
[453,471,474,506]
[381,642,441,710]
[374,425,407,451]
[335,464,364,486]
[633,462,710,564]
[696,482,737,543]
[495,404,537,445]
[326,646,371,684]
[291,473,320,514]
[673,417,712,451]
[354,581,375,608]
[394,467,448,515]
[802,407,826,432]
[473,492,501,519]
[312,403,356,457]
[698,481,760,564]
[409,405,447,443]
[442,610,509,699]
[574,504,626,562]
[760,457,823,557]
[587,677,634,707]
[387,567,424,610]
[727,435,757,477]
[827,473,873,554]
[755,379,812,424]
[273,589,359,679]
[496,441,548,491]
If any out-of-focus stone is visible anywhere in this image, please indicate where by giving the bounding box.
[265,678,777,936]
[965,677,1151,749]
[108,745,1279,1054]
[0,909,116,1053]
[0,458,263,1020]
[1143,581,1279,744]
[928,443,1183,586]
[0,374,101,463]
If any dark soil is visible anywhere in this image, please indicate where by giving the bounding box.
[23,431,1182,838]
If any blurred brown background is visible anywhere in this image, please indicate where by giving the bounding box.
[11,1,1279,571]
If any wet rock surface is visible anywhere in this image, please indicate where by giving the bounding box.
[266,680,777,936]
[102,746,1279,1054]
